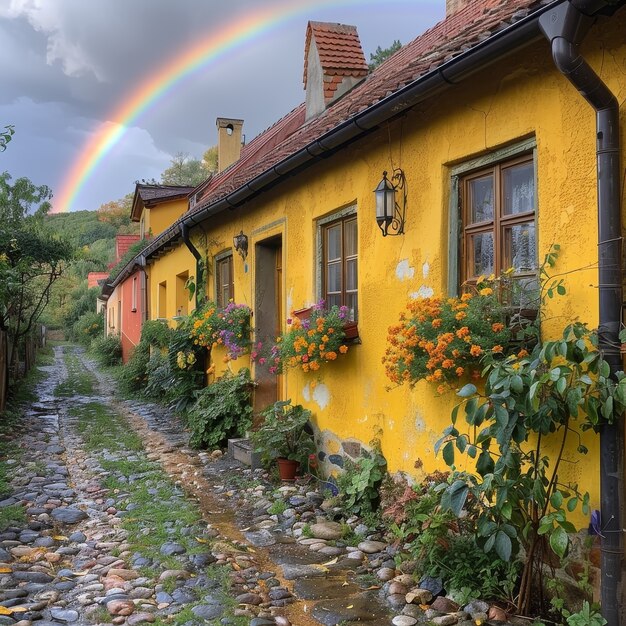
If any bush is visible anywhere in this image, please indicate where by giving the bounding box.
[91,335,122,366]
[186,369,253,449]
[337,447,387,517]
[144,352,171,400]
[141,320,171,349]
[117,343,150,393]
[117,320,171,394]
[71,311,104,345]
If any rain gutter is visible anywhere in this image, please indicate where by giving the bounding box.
[539,2,623,624]
[182,2,558,229]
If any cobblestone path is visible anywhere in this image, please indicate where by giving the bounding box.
[0,345,397,626]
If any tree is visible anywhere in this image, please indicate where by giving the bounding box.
[97,193,134,229]
[202,145,218,175]
[161,152,207,186]
[0,126,14,152]
[368,40,402,70]
[0,172,72,373]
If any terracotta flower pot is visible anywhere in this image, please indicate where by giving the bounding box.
[277,457,300,481]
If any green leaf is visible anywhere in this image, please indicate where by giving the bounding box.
[557,284,566,296]
[442,441,455,466]
[550,491,563,509]
[511,375,523,394]
[567,497,578,512]
[441,480,469,516]
[600,360,610,378]
[550,525,568,559]
[457,383,477,398]
[494,530,512,561]
[476,450,494,476]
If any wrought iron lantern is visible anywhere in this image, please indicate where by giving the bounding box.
[373,168,407,236]
[233,230,248,260]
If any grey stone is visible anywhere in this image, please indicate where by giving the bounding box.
[310,521,343,540]
[392,617,418,626]
[49,609,79,623]
[358,540,387,554]
[244,529,276,547]
[50,508,87,524]
[191,605,223,620]
[13,571,53,584]
[68,532,86,543]
[160,542,185,556]
[418,576,444,596]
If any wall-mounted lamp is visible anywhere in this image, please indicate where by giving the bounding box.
[373,168,407,237]
[233,230,248,260]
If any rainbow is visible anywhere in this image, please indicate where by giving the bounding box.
[54,0,440,213]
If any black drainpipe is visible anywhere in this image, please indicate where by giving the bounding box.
[180,223,204,308]
[540,2,623,624]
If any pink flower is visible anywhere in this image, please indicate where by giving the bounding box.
[259,358,266,365]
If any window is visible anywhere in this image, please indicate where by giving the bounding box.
[158,281,167,319]
[322,214,358,320]
[460,154,536,305]
[131,276,137,312]
[216,254,234,308]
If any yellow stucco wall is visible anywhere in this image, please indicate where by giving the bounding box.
[145,17,626,523]
[142,198,189,238]
[147,244,196,324]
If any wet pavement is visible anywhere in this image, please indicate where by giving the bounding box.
[0,345,520,626]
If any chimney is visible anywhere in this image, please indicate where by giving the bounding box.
[303,22,368,121]
[216,117,243,172]
[446,0,466,17]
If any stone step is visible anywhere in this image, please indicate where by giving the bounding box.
[227,438,261,469]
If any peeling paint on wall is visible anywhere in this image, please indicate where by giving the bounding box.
[415,412,426,432]
[395,259,415,281]
[422,262,430,278]
[410,285,434,299]
[302,383,311,402]
[312,383,330,409]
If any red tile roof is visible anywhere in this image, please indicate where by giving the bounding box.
[191,104,306,209]
[188,0,546,216]
[303,22,368,87]
[115,234,140,263]
[87,272,109,289]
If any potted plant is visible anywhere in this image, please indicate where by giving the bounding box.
[251,400,315,480]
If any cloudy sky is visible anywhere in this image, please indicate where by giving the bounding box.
[0,0,444,213]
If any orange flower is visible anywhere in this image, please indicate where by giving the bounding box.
[456,326,470,338]
[442,359,455,369]
[480,287,493,296]
[325,351,337,361]
[456,366,464,377]
[492,322,505,332]
[432,318,442,328]
[518,348,529,358]
[492,345,503,353]
[339,345,348,354]
[455,311,467,321]
[470,345,483,357]
[437,385,446,394]
[461,292,473,302]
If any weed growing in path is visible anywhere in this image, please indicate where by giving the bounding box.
[0,504,26,530]
[54,350,96,397]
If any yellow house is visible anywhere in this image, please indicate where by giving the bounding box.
[102,185,194,361]
[137,0,625,605]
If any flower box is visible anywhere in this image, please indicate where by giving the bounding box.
[343,320,359,341]
[293,306,359,341]
[293,306,313,321]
